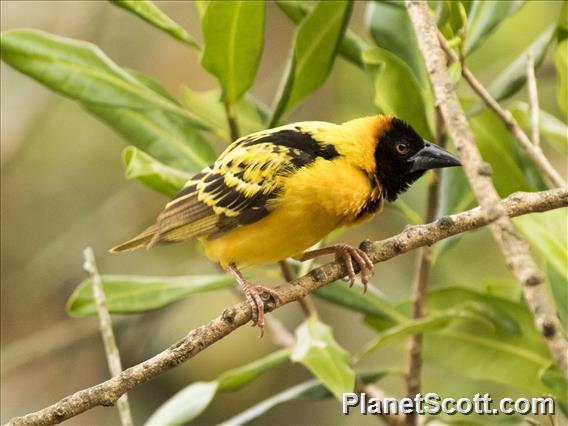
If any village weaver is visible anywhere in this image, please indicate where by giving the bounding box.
[111,115,461,334]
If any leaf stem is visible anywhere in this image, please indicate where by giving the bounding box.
[223,102,240,142]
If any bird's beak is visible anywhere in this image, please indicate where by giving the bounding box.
[409,141,462,172]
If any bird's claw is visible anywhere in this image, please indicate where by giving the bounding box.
[241,282,281,337]
[333,244,374,293]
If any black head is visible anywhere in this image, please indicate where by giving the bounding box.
[374,118,461,201]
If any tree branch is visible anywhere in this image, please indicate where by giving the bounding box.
[437,32,565,188]
[279,260,318,318]
[6,188,566,426]
[406,0,568,378]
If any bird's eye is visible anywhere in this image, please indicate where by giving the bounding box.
[395,143,409,154]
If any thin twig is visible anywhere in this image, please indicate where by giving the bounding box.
[279,260,318,318]
[405,110,445,426]
[526,50,541,147]
[437,32,565,188]
[407,0,568,378]
[224,102,240,142]
[83,248,133,426]
[6,188,566,426]
[355,379,405,426]
[264,316,295,348]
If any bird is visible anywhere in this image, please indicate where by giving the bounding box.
[111,115,461,334]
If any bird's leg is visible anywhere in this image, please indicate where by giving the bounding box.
[227,263,281,337]
[299,243,374,292]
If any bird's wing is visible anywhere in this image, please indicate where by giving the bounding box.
[110,125,339,252]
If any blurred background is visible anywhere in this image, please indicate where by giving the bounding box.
[1,1,566,425]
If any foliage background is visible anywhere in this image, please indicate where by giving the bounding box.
[1,1,566,425]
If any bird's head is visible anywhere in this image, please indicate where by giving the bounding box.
[374,117,461,201]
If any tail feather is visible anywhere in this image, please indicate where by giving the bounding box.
[109,215,220,253]
[109,224,158,253]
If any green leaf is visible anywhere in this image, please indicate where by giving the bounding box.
[147,349,291,425]
[0,29,215,172]
[220,369,389,426]
[483,278,522,302]
[275,0,366,68]
[358,313,454,361]
[67,274,234,317]
[547,264,568,331]
[270,1,353,125]
[363,47,433,140]
[444,0,468,37]
[439,166,474,215]
[508,101,568,154]
[0,29,189,116]
[539,364,568,413]
[363,286,559,397]
[194,1,208,17]
[555,38,568,116]
[126,68,179,102]
[448,60,462,84]
[463,0,526,56]
[217,349,291,391]
[360,297,520,362]
[314,281,406,323]
[419,287,553,393]
[85,104,214,172]
[181,87,267,142]
[201,1,265,103]
[481,26,555,106]
[365,1,427,85]
[432,166,475,259]
[122,146,190,196]
[457,300,521,335]
[470,108,537,196]
[111,0,199,49]
[514,209,567,281]
[291,318,355,400]
[145,381,218,426]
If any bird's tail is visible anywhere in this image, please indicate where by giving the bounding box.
[109,224,159,253]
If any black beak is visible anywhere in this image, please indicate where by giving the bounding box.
[409,141,461,172]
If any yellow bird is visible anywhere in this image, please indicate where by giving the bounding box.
[111,115,460,332]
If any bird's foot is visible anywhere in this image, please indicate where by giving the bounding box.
[240,282,281,337]
[227,263,281,336]
[301,243,374,292]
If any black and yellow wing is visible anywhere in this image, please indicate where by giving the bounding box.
[110,124,339,252]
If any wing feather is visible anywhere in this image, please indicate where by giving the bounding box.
[110,124,340,252]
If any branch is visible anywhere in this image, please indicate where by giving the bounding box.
[279,260,318,318]
[526,51,541,147]
[437,32,566,188]
[406,0,568,377]
[405,109,445,426]
[83,248,133,426]
[6,188,566,426]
